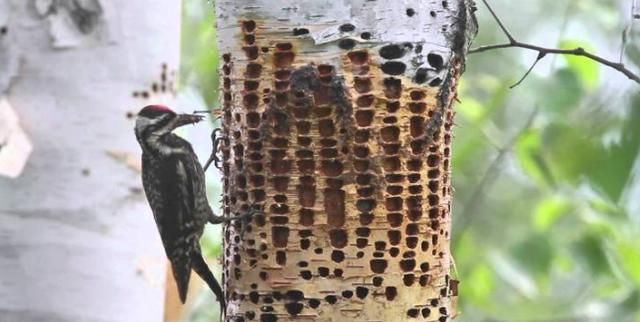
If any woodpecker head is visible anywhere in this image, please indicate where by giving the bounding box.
[135,105,203,137]
[134,105,204,151]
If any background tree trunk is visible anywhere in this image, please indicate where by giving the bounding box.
[0,1,181,321]
[213,0,476,321]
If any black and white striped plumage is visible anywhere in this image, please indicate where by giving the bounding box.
[134,105,229,308]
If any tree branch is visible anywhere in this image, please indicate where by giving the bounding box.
[469,0,640,85]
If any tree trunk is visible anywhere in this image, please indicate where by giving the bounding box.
[213,1,476,321]
[0,1,180,321]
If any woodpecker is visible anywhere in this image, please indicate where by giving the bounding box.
[134,104,251,310]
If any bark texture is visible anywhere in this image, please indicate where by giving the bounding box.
[0,1,181,321]
[213,1,476,321]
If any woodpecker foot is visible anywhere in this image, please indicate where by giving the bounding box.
[203,128,224,172]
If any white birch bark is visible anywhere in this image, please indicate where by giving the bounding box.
[0,1,181,321]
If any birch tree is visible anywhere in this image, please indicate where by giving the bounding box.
[0,1,180,321]
[212,1,477,321]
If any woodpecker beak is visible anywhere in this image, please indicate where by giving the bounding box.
[174,113,204,128]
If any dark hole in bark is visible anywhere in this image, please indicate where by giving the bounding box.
[325,295,338,304]
[318,119,335,137]
[356,199,375,212]
[388,230,401,245]
[428,194,440,206]
[338,38,356,50]
[276,251,286,265]
[331,250,345,263]
[370,259,388,273]
[355,110,374,127]
[379,44,405,59]
[242,20,256,32]
[354,77,372,93]
[386,197,403,211]
[300,270,312,279]
[429,77,443,87]
[339,23,356,32]
[272,226,289,247]
[308,299,320,308]
[386,101,400,112]
[385,286,397,300]
[415,68,429,84]
[387,213,403,228]
[347,50,369,64]
[354,130,369,142]
[354,160,369,171]
[381,61,407,75]
[383,157,401,171]
[329,229,348,248]
[357,187,374,198]
[318,267,329,277]
[359,213,374,225]
[274,51,295,68]
[406,236,418,248]
[285,303,303,315]
[383,77,402,98]
[324,189,345,227]
[246,63,262,78]
[292,28,309,35]
[403,274,415,286]
[243,46,259,60]
[381,126,400,142]
[356,287,369,299]
[356,94,375,107]
[321,160,343,176]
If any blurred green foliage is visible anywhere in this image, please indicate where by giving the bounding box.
[180,0,640,321]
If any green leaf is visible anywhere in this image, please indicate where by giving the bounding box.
[537,68,584,114]
[573,232,611,276]
[514,129,555,186]
[462,264,495,303]
[541,123,605,185]
[457,97,485,123]
[558,39,600,89]
[532,197,571,232]
[616,239,640,286]
[511,234,554,277]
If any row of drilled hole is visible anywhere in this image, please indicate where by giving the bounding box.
[226,20,456,321]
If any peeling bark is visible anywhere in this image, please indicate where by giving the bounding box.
[214,0,476,321]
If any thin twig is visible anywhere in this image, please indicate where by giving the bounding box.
[470,0,640,85]
[481,0,515,42]
[510,52,546,88]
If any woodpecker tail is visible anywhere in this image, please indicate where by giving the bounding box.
[191,251,226,313]
[169,253,192,304]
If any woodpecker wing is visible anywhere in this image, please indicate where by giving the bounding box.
[141,151,202,303]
